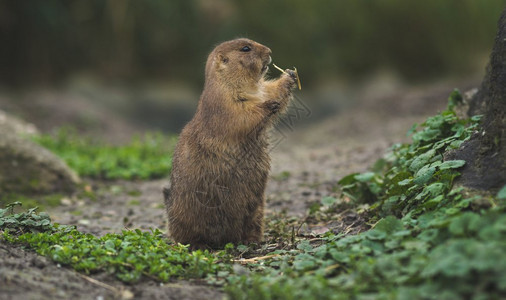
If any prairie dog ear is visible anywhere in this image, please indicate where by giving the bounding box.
[215,53,229,71]
[218,53,229,64]
[214,53,229,71]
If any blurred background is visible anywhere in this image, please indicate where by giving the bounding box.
[0,0,504,141]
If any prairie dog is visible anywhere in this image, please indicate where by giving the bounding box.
[164,38,297,248]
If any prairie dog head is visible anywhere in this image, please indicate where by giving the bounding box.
[205,38,272,89]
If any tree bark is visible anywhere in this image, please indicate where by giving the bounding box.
[448,7,506,191]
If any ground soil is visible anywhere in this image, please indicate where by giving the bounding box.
[0,80,477,299]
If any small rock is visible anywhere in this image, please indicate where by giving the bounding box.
[0,109,38,136]
[233,264,250,276]
[78,219,90,225]
[61,198,73,206]
[121,289,134,300]
[30,256,47,269]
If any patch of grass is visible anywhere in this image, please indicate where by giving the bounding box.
[1,202,233,283]
[70,210,83,216]
[128,199,141,206]
[271,171,291,181]
[0,194,63,211]
[127,190,142,197]
[33,128,176,180]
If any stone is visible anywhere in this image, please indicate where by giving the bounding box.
[0,110,79,196]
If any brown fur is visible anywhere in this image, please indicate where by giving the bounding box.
[164,38,297,249]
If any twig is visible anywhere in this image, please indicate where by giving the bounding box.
[232,254,279,264]
[307,263,340,275]
[321,263,340,275]
[272,63,287,74]
[117,261,160,281]
[77,273,121,293]
[296,215,309,235]
[325,263,340,272]
[342,221,358,235]
[307,237,327,243]
[291,225,295,245]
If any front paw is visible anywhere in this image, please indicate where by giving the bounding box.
[283,69,298,89]
[262,100,281,115]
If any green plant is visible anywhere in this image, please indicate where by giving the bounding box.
[226,209,506,299]
[1,202,232,283]
[0,202,52,234]
[33,128,176,180]
[339,90,481,218]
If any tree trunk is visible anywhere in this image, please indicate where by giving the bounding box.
[449,7,506,191]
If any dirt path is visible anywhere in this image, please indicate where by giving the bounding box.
[0,81,475,299]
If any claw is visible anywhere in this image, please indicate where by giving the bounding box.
[294,67,301,90]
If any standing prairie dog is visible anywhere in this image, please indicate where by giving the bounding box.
[164,38,298,249]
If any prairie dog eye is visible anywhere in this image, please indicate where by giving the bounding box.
[240,45,251,52]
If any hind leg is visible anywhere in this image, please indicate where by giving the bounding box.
[242,205,264,244]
